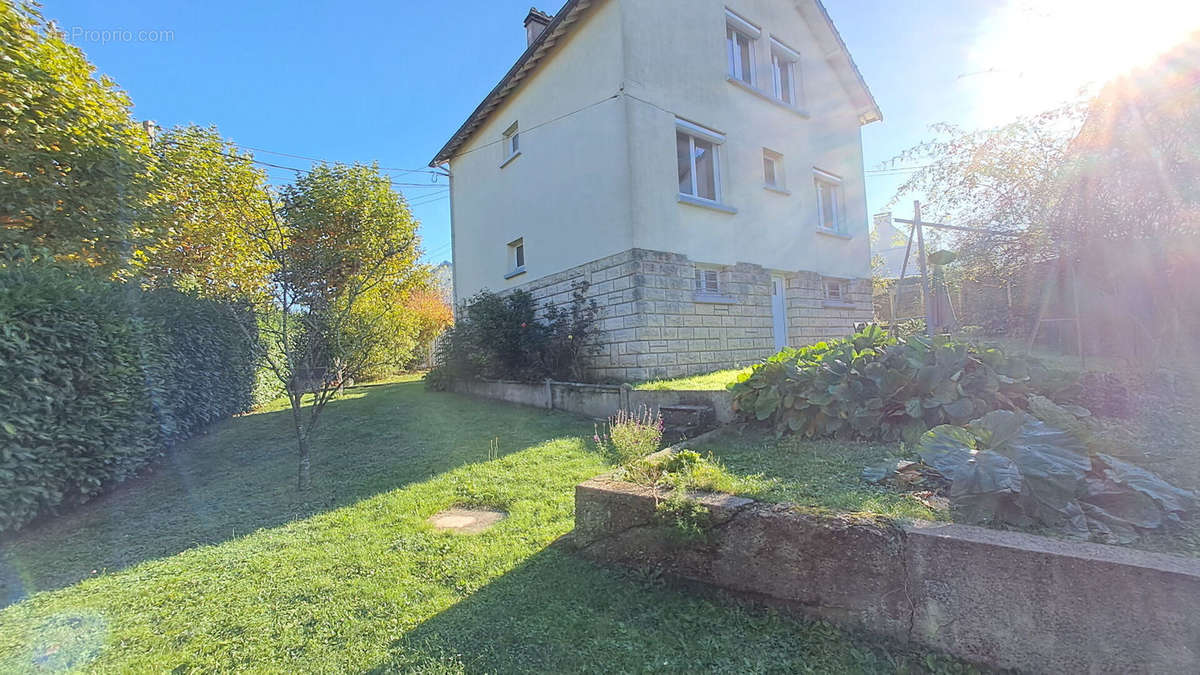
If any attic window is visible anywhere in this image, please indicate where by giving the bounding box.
[725,9,760,86]
[501,122,520,166]
[505,238,526,278]
[770,38,801,107]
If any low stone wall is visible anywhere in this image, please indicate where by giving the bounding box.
[451,379,734,423]
[574,478,1200,673]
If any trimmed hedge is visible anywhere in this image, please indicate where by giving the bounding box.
[0,261,259,532]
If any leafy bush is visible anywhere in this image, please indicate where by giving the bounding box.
[0,257,259,532]
[594,406,663,465]
[916,410,1195,542]
[426,280,602,387]
[729,325,1046,442]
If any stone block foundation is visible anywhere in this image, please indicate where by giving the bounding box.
[512,248,872,381]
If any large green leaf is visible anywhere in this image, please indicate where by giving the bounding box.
[915,411,1196,540]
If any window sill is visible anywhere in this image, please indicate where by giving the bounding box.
[816,228,852,240]
[726,77,810,118]
[694,293,738,305]
[678,193,737,214]
[763,184,791,195]
[499,150,521,168]
[822,300,857,309]
[504,266,526,280]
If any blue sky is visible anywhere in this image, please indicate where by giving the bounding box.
[44,0,1196,264]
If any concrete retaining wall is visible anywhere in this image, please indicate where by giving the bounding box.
[451,379,734,423]
[574,477,1200,673]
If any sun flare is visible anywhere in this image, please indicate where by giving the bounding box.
[967,0,1200,124]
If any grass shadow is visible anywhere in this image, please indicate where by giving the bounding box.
[0,378,591,606]
[373,545,964,674]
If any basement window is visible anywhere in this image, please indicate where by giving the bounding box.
[823,278,854,307]
[695,268,720,294]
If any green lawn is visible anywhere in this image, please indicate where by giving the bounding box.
[694,426,1200,558]
[0,377,967,672]
[634,367,750,391]
[694,431,940,522]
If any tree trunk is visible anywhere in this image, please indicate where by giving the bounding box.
[296,430,311,490]
[289,393,312,491]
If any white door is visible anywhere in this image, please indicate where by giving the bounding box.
[770,275,787,352]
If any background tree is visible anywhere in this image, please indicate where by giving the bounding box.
[137,124,274,298]
[886,102,1087,281]
[245,163,422,489]
[0,0,152,271]
[402,287,454,368]
[884,102,1087,336]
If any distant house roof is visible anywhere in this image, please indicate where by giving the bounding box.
[429,0,881,167]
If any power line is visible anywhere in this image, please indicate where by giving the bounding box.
[408,193,448,207]
[442,92,621,164]
[240,144,446,177]
[160,139,450,192]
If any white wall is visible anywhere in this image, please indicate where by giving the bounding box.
[448,0,633,303]
[448,0,874,303]
[620,0,872,279]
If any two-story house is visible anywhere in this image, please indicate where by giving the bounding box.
[430,0,881,381]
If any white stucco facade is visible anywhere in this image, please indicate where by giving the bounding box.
[434,0,880,379]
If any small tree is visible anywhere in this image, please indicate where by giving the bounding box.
[242,164,421,489]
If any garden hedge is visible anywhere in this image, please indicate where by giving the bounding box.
[0,261,260,532]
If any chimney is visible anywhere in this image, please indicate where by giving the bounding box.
[524,7,552,46]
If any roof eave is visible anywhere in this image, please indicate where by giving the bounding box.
[811,0,882,126]
[430,0,593,166]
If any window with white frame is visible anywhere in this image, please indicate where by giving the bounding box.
[501,121,519,165]
[763,148,784,189]
[507,238,525,275]
[814,169,845,233]
[824,278,846,302]
[695,267,720,294]
[725,9,760,85]
[770,38,801,106]
[676,119,724,203]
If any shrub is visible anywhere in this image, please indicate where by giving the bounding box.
[594,406,663,465]
[915,410,1195,542]
[426,280,602,387]
[728,325,1046,442]
[0,257,259,532]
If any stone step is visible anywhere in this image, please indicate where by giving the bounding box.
[659,404,714,430]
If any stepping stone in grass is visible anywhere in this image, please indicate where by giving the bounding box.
[428,507,506,534]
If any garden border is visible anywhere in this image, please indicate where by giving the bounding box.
[572,475,1200,673]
